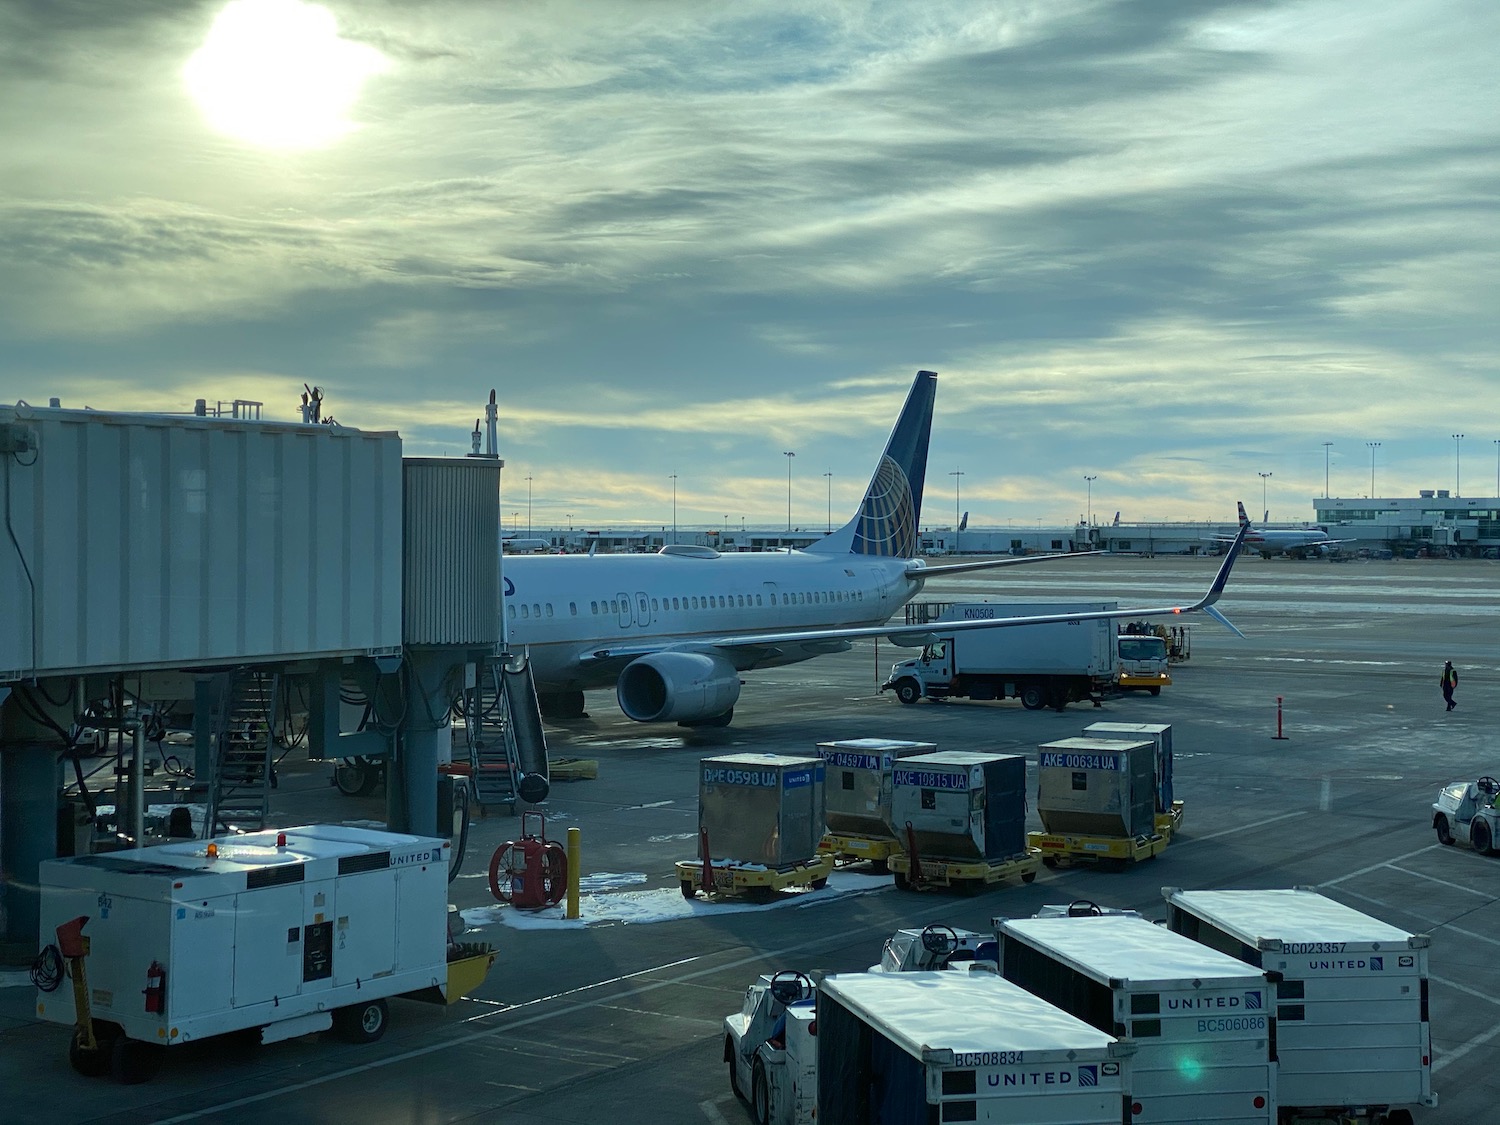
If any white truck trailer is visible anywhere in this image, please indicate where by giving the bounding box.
[33,825,484,1082]
[882,601,1119,711]
[1163,887,1436,1125]
[996,912,1277,1124]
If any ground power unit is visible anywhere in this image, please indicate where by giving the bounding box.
[35,825,464,1080]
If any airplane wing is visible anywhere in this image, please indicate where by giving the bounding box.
[577,519,1249,669]
[905,551,1104,579]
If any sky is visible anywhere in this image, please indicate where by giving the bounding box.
[2,0,1497,532]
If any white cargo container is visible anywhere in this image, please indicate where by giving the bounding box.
[882,601,1118,710]
[817,970,1133,1125]
[35,825,453,1079]
[1163,887,1436,1120]
[997,913,1276,1125]
[0,404,402,681]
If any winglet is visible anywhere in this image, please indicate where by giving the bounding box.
[1201,510,1249,607]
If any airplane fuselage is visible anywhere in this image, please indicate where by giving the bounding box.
[503,549,924,691]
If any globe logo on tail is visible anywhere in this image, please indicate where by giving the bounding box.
[852,456,917,558]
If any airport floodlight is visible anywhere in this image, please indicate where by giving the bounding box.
[1366,442,1381,498]
[1453,434,1464,496]
[824,471,833,534]
[1258,471,1272,518]
[670,474,678,544]
[950,470,965,552]
[784,451,795,530]
[1321,441,1333,498]
[1083,474,1097,526]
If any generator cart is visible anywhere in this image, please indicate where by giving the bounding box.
[34,825,495,1083]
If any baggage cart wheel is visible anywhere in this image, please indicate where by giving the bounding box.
[1385,1111,1415,1125]
[1435,815,1454,846]
[751,1056,771,1125]
[68,1029,109,1078]
[109,1037,164,1085]
[333,997,389,1044]
[745,885,776,904]
[892,870,910,890]
[1473,820,1493,856]
[1042,856,1059,869]
[809,876,828,890]
[1021,870,1037,883]
[681,879,698,900]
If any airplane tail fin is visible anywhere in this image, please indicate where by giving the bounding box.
[1237,501,1251,527]
[807,370,935,557]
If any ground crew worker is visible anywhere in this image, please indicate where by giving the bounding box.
[1441,661,1459,711]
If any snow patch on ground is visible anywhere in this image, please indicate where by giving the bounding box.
[459,870,890,931]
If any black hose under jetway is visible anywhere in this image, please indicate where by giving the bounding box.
[501,660,551,803]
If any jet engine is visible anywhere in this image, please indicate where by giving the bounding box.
[616,652,741,724]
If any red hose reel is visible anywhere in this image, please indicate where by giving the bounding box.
[489,811,568,909]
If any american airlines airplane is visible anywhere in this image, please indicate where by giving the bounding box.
[504,371,1249,726]
[1216,501,1349,555]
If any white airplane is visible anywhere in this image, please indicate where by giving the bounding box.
[504,371,1249,726]
[1215,501,1350,555]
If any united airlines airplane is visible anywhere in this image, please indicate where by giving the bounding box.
[504,371,1249,726]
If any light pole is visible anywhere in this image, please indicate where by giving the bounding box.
[669,474,677,544]
[823,470,833,534]
[1321,441,1333,498]
[1494,439,1500,500]
[949,469,965,553]
[511,511,520,534]
[1083,474,1097,526]
[566,512,573,531]
[1366,442,1381,498]
[1453,433,1464,496]
[1258,471,1273,520]
[783,451,795,531]
[525,475,533,537]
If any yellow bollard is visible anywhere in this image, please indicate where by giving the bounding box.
[566,826,581,920]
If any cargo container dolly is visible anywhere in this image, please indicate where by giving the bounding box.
[1029,737,1171,868]
[813,739,935,871]
[1080,722,1184,839]
[32,826,496,1084]
[677,833,838,901]
[680,753,834,901]
[888,825,1042,892]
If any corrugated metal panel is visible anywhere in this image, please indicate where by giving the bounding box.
[401,457,500,647]
[0,405,402,681]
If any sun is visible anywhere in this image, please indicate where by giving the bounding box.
[184,0,388,150]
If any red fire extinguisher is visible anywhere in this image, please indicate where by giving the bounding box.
[143,960,167,1014]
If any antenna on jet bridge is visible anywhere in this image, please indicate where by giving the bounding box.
[470,418,482,456]
[485,389,499,457]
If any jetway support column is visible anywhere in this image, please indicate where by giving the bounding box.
[390,650,462,837]
[0,744,61,948]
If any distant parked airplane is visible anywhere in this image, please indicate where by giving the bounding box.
[504,371,1249,726]
[1212,501,1349,556]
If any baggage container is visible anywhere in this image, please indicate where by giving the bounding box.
[699,754,825,868]
[815,739,935,839]
[887,751,1025,863]
[1036,737,1156,837]
[996,912,1276,1125]
[818,970,1133,1125]
[1081,721,1175,813]
[1163,887,1437,1117]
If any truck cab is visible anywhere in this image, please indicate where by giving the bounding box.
[1115,632,1171,694]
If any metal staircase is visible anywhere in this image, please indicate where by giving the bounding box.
[202,668,280,836]
[462,661,525,813]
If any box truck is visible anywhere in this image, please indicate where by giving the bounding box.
[881,602,1118,711]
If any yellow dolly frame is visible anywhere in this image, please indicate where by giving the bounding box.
[677,830,837,902]
[887,822,1043,893]
[818,831,903,868]
[1156,800,1185,840]
[1028,828,1168,869]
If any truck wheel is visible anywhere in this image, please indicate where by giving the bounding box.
[751,1056,771,1125]
[109,1037,163,1085]
[1473,821,1493,856]
[68,1029,109,1078]
[1148,686,1161,696]
[1435,815,1454,846]
[333,998,388,1044]
[1020,684,1046,710]
[894,679,922,705]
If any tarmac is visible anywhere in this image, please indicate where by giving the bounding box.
[2,554,1497,1124]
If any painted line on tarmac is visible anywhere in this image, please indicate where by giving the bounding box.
[1433,1018,1500,1074]
[1385,864,1494,899]
[1179,810,1306,845]
[699,1096,732,1124]
[1317,845,1439,888]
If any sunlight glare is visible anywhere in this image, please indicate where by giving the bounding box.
[184,0,388,150]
